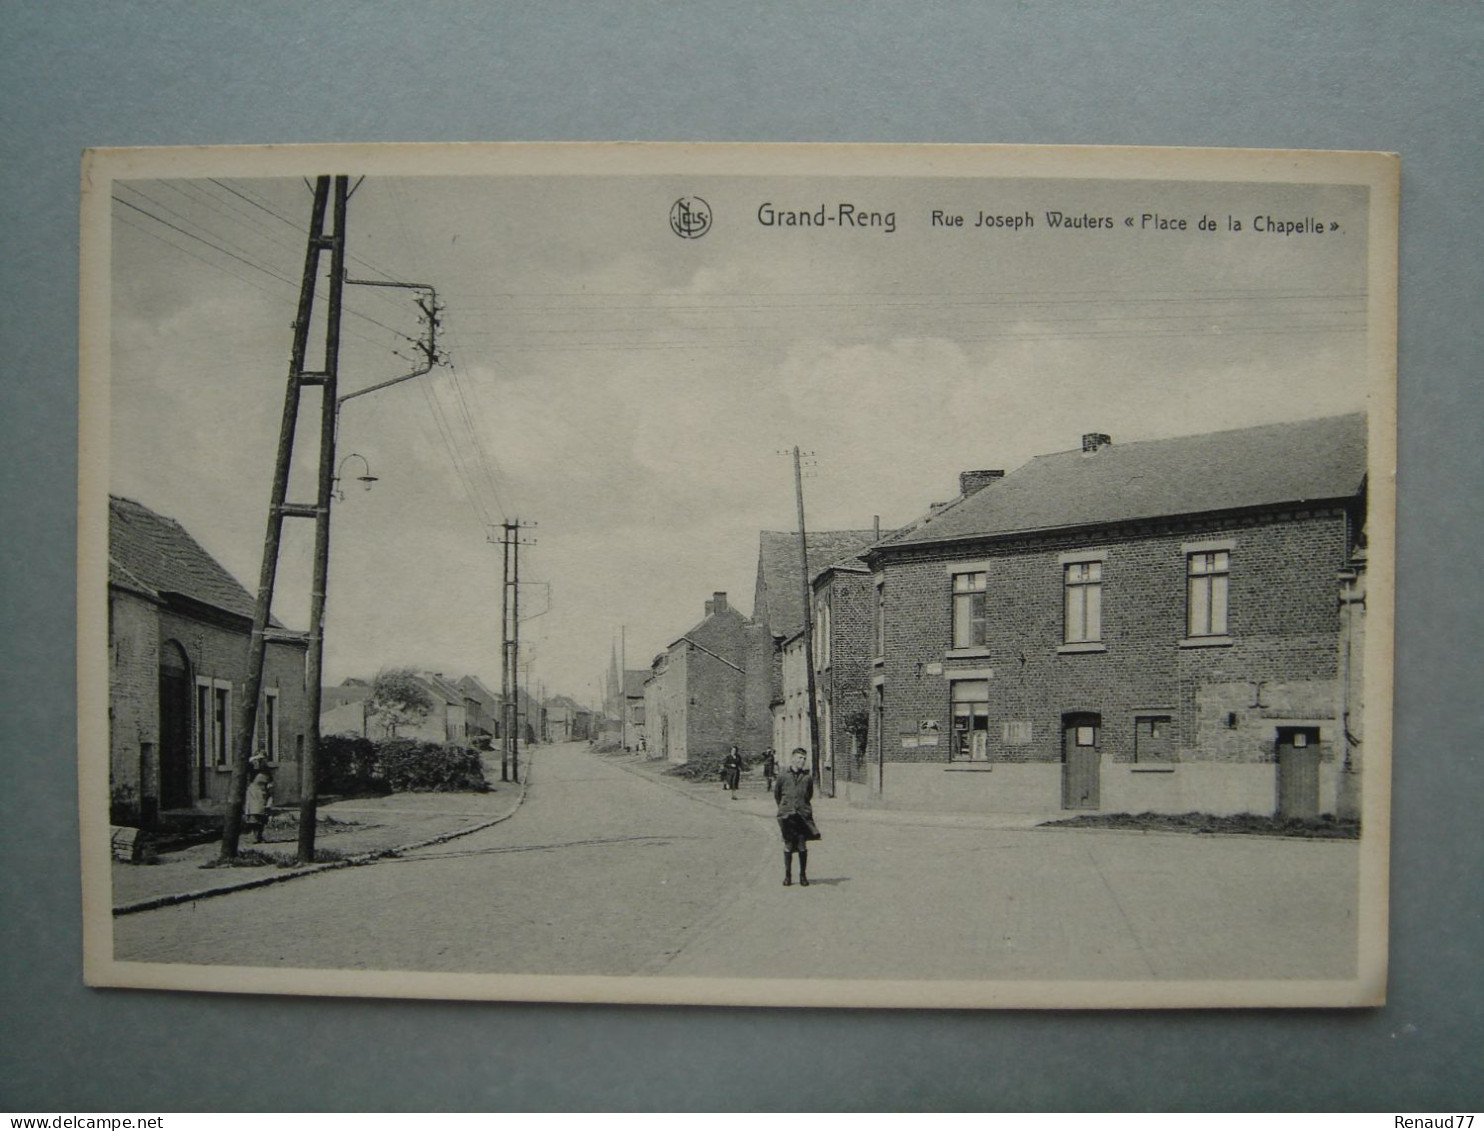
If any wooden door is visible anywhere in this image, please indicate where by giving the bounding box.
[157,642,193,810]
[1276,727,1321,818]
[1062,713,1101,810]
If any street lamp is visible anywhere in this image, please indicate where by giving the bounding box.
[333,452,378,500]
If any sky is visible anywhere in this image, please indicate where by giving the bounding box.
[106,158,1372,708]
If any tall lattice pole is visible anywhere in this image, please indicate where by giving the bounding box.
[222,176,335,860]
[793,446,823,786]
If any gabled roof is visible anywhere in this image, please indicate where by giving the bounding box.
[418,672,467,705]
[456,674,500,706]
[754,529,877,636]
[109,495,265,623]
[877,414,1366,551]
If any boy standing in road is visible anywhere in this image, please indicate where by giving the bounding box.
[773,747,820,886]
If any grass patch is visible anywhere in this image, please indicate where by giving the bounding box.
[1041,811,1360,839]
[200,849,276,869]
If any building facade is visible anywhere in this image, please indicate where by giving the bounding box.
[108,496,309,824]
[861,415,1367,818]
[642,592,752,765]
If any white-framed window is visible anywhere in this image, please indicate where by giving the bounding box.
[951,571,987,649]
[260,688,280,763]
[1063,560,1103,644]
[815,592,832,668]
[1187,550,1230,637]
[949,679,990,762]
[873,578,886,658]
[196,678,233,768]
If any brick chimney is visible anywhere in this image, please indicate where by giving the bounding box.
[712,591,729,615]
[1082,432,1112,453]
[704,599,714,616]
[959,469,1005,496]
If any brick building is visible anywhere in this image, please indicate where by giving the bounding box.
[752,529,879,772]
[108,495,309,825]
[810,550,879,794]
[643,592,761,764]
[860,415,1368,818]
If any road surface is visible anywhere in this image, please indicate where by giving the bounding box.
[113,741,1358,981]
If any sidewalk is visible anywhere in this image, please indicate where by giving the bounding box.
[111,751,530,915]
[596,750,1060,832]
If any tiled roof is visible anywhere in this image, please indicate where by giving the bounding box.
[755,529,878,636]
[878,414,1366,550]
[109,495,261,621]
[456,674,499,707]
[419,672,468,704]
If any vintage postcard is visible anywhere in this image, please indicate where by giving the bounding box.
[79,143,1396,1008]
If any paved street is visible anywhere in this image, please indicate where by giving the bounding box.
[113,741,1358,981]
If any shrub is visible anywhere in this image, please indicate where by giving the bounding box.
[664,749,729,782]
[377,738,490,793]
[318,734,389,797]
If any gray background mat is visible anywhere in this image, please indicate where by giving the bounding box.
[2,1,1479,1112]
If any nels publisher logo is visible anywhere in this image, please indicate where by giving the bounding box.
[670,196,711,239]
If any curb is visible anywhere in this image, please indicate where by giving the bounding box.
[113,760,533,917]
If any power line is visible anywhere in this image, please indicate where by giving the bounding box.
[113,193,422,347]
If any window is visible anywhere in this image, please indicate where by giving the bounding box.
[1187,550,1230,637]
[950,679,990,761]
[951,571,987,649]
[1063,560,1102,643]
[214,686,231,766]
[1134,714,1174,762]
[873,579,886,657]
[198,679,233,768]
[196,684,212,776]
[815,593,832,668]
[261,689,279,762]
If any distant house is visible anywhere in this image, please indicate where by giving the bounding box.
[643,592,755,765]
[862,415,1368,819]
[320,678,372,738]
[322,671,486,745]
[544,695,582,743]
[753,529,879,766]
[771,628,812,762]
[621,670,648,751]
[457,674,501,743]
[108,495,309,824]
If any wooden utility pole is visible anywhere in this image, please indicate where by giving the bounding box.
[498,519,536,782]
[793,446,823,786]
[223,176,342,861]
[499,525,512,782]
[223,176,443,862]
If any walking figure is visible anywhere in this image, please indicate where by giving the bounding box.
[773,748,819,886]
[722,745,742,797]
[761,748,777,791]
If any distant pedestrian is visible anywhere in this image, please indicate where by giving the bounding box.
[244,753,274,844]
[761,748,777,791]
[773,748,819,886]
[723,746,742,796]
